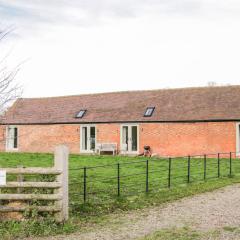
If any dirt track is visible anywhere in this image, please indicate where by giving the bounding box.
[31,184,240,240]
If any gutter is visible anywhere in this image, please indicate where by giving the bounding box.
[1,119,240,125]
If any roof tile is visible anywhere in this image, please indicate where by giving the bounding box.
[2,85,240,124]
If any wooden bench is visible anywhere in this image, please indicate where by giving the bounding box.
[96,143,117,155]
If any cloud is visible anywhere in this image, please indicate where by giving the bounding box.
[1,0,240,41]
[1,0,240,98]
[1,0,240,29]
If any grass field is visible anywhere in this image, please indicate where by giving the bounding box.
[1,152,240,216]
[1,152,240,239]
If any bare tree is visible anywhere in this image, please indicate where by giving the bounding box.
[0,28,22,113]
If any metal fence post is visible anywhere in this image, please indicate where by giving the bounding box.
[230,152,232,177]
[204,154,207,180]
[146,160,149,193]
[187,155,190,183]
[218,153,220,178]
[117,163,120,196]
[83,167,87,203]
[168,157,171,188]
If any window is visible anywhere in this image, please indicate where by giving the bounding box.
[76,110,86,118]
[7,126,18,150]
[144,107,155,117]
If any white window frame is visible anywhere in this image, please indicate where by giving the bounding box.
[6,125,19,151]
[80,124,97,153]
[120,124,139,155]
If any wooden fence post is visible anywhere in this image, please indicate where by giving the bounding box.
[17,165,24,194]
[54,145,69,222]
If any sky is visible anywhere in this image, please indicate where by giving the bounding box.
[0,0,240,98]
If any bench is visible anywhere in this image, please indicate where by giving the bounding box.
[96,143,117,155]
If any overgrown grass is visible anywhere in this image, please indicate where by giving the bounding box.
[0,152,240,239]
[0,218,77,240]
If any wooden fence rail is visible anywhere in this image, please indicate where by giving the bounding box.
[0,182,62,188]
[0,145,69,222]
[0,168,62,175]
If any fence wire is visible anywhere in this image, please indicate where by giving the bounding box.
[69,152,240,209]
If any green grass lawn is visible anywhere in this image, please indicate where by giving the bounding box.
[0,152,240,239]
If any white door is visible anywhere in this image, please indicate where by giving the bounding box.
[121,125,139,154]
[80,125,96,153]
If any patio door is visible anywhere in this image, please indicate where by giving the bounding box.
[80,125,96,153]
[121,125,139,154]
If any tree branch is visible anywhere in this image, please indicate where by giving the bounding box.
[0,29,22,113]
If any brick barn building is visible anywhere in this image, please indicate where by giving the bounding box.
[0,85,239,156]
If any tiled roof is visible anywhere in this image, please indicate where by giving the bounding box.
[2,85,240,124]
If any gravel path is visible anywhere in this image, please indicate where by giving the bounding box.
[32,184,240,240]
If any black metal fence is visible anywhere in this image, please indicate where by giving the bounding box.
[69,152,240,206]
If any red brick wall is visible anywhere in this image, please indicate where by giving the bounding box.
[17,124,80,153]
[97,124,120,151]
[0,122,237,156]
[139,122,236,156]
[0,125,6,151]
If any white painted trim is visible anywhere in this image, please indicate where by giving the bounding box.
[120,124,139,155]
[236,123,240,156]
[6,125,19,152]
[80,124,97,154]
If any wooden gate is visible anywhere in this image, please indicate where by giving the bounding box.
[0,145,69,222]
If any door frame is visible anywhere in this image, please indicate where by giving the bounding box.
[6,125,19,151]
[80,124,97,153]
[120,124,139,155]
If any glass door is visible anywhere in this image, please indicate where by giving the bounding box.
[90,126,96,151]
[121,125,139,154]
[131,126,138,152]
[81,125,96,153]
[122,126,129,152]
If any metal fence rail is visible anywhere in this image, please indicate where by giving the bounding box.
[69,151,240,207]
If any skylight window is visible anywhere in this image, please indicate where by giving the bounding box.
[76,110,86,118]
[144,107,155,117]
